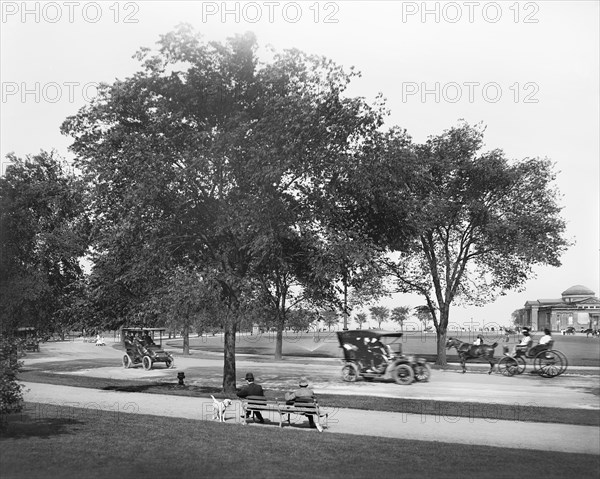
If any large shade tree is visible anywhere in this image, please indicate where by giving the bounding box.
[61,26,385,391]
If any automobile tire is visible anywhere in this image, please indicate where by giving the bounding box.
[122,354,132,368]
[341,363,359,382]
[392,364,414,385]
[142,355,153,371]
[414,363,431,382]
[165,357,174,369]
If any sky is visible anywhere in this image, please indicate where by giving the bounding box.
[1,1,599,329]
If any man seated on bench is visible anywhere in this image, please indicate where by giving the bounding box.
[285,377,318,429]
[236,372,265,423]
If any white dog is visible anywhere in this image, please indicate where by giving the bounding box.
[211,395,233,422]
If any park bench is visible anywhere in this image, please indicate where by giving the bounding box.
[241,396,328,432]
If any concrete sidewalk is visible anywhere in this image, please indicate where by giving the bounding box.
[22,382,599,455]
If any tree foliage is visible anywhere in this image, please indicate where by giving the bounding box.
[354,122,569,364]
[0,337,25,425]
[369,306,389,329]
[390,306,411,330]
[0,152,88,335]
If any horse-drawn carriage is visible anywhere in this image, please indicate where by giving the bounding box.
[497,340,567,378]
[121,327,174,370]
[337,330,431,385]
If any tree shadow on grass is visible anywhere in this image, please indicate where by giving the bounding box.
[102,383,224,396]
[1,410,83,440]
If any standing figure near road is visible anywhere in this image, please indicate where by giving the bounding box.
[237,372,265,423]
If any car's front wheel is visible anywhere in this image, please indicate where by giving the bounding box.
[392,364,414,385]
[414,363,431,382]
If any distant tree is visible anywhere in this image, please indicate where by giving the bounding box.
[286,308,317,333]
[511,308,528,328]
[414,305,434,330]
[369,306,389,329]
[355,312,367,329]
[320,310,339,331]
[390,306,411,331]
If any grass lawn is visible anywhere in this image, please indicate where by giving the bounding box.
[1,403,599,479]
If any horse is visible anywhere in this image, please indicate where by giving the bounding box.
[583,328,599,338]
[445,337,498,374]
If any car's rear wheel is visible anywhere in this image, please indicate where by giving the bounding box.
[142,355,153,371]
[341,363,359,382]
[122,354,132,368]
[165,357,174,369]
[414,363,431,382]
[392,364,414,385]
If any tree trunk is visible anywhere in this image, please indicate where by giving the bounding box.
[435,307,449,366]
[183,323,190,355]
[274,325,283,360]
[222,319,237,393]
[435,328,448,366]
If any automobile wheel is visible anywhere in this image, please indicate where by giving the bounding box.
[392,364,414,385]
[414,363,431,382]
[142,356,153,371]
[341,363,359,382]
[122,354,132,368]
[165,357,175,369]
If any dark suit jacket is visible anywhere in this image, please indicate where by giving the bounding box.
[236,381,264,398]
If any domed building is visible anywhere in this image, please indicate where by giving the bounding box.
[523,285,600,331]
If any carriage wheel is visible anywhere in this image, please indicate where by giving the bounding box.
[122,354,132,368]
[497,356,519,376]
[392,364,414,385]
[515,356,526,375]
[341,363,359,382]
[414,364,431,382]
[142,355,153,371]
[534,350,566,378]
[553,350,568,375]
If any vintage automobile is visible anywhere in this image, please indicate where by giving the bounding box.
[121,327,174,370]
[336,330,431,385]
[14,326,40,354]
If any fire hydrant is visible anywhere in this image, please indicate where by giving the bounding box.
[177,372,185,386]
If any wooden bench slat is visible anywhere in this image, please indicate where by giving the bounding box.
[242,396,327,432]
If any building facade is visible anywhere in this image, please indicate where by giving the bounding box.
[523,284,600,331]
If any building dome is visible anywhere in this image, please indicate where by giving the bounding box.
[561,285,595,297]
